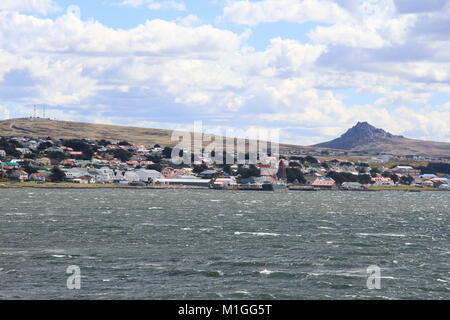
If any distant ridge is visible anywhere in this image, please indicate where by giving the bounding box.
[315,121,450,157]
[0,118,177,146]
[0,117,317,151]
[2,118,449,157]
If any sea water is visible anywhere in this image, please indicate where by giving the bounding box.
[0,189,448,299]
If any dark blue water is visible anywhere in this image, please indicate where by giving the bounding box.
[0,189,448,299]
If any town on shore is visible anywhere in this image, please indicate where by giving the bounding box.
[1,135,450,191]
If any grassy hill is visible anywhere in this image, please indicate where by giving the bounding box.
[0,118,322,152]
[351,137,450,157]
[0,118,177,146]
[2,118,449,157]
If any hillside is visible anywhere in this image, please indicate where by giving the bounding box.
[0,118,319,152]
[0,118,177,146]
[315,122,450,157]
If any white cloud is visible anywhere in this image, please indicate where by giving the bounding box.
[222,0,350,26]
[0,105,9,119]
[310,24,386,49]
[117,0,186,11]
[394,0,450,14]
[0,11,249,107]
[174,14,200,27]
[239,38,325,77]
[374,89,432,105]
[309,0,416,48]
[0,0,60,15]
[0,12,245,56]
[2,3,450,144]
[393,104,450,141]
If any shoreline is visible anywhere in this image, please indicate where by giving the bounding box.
[0,183,208,190]
[0,183,447,192]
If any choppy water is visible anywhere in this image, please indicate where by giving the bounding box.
[0,189,448,299]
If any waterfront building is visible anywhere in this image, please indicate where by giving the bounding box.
[392,166,421,176]
[422,180,434,187]
[371,177,394,186]
[341,182,363,190]
[211,177,238,189]
[29,173,48,182]
[154,178,211,187]
[430,177,450,187]
[9,170,29,182]
[312,178,336,189]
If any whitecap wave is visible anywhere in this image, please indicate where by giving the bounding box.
[234,232,280,237]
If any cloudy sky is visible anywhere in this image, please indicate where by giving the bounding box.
[1,0,450,145]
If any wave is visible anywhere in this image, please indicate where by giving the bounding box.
[258,269,298,279]
[234,231,280,237]
[356,233,407,237]
[231,290,251,296]
[259,269,278,275]
[234,231,302,237]
[165,268,224,278]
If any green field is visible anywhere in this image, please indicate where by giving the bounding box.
[367,185,440,191]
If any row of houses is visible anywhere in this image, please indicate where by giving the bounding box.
[1,135,450,190]
[1,166,213,186]
[308,176,450,190]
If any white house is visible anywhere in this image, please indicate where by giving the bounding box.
[124,171,139,182]
[88,168,115,183]
[73,176,95,184]
[16,148,32,155]
[124,169,163,183]
[64,168,89,180]
[134,169,163,182]
[30,173,48,182]
[22,141,39,150]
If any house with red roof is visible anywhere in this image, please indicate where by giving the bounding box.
[430,177,449,187]
[371,177,394,186]
[30,173,49,182]
[422,180,434,187]
[61,159,75,166]
[212,177,238,189]
[9,170,29,182]
[312,178,336,189]
[126,160,139,167]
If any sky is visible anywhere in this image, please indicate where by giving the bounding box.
[1,0,450,145]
